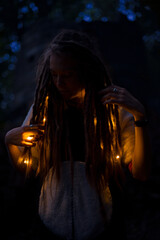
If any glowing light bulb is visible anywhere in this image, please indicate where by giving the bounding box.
[24,159,29,165]
[116,155,120,159]
[26,136,34,141]
[43,117,46,124]
[18,156,32,166]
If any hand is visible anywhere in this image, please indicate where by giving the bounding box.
[5,125,44,147]
[98,85,147,121]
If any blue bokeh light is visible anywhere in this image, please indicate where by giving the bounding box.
[9,41,21,53]
[127,10,136,21]
[83,15,92,22]
[86,3,93,9]
[117,0,140,22]
[20,6,29,14]
[29,2,39,12]
[101,17,108,22]
[127,13,136,21]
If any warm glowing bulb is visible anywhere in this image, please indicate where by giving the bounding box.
[116,155,120,159]
[26,136,34,141]
[24,159,29,164]
[18,156,32,166]
[43,117,46,124]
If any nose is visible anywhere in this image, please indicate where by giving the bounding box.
[55,75,66,89]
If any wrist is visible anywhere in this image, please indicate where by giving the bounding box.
[133,109,149,127]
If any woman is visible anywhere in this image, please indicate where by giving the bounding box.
[5,29,151,240]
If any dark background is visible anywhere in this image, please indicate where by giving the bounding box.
[0,0,160,239]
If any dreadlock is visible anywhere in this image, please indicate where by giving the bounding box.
[22,29,124,194]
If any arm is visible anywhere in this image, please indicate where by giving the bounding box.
[99,85,152,181]
[5,129,25,171]
[131,114,152,181]
[5,105,43,172]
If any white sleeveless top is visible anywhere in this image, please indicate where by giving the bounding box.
[22,105,135,240]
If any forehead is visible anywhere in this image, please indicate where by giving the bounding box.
[50,53,77,72]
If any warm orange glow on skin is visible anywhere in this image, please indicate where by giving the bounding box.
[21,141,33,146]
[70,88,85,100]
[18,156,32,166]
[22,132,36,146]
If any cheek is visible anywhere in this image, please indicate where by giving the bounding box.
[69,74,83,89]
[52,74,82,93]
[68,80,82,93]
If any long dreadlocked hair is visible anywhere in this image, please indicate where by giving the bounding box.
[23,29,124,194]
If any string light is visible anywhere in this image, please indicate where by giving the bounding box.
[18,156,32,166]
[23,159,30,165]
[26,136,34,141]
[43,117,46,124]
[42,95,48,125]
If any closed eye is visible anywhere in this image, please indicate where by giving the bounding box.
[62,71,74,78]
[51,71,75,79]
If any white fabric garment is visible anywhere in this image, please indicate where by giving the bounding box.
[39,162,112,240]
[21,104,135,240]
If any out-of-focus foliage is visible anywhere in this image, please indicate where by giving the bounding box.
[0,0,159,119]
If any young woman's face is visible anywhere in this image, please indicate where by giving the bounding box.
[50,53,85,103]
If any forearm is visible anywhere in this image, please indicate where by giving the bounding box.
[132,124,152,181]
[5,137,23,170]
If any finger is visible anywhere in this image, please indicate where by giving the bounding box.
[98,85,121,95]
[29,124,45,130]
[101,93,119,102]
[31,129,44,135]
[102,98,122,105]
[23,125,45,131]
[23,128,44,135]
[21,140,36,147]
[22,134,44,143]
[24,135,43,141]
